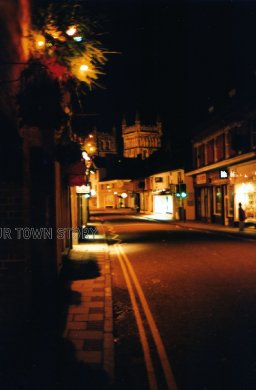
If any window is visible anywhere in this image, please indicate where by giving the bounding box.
[214,186,222,215]
[197,144,205,167]
[216,134,225,161]
[227,185,234,217]
[231,126,250,153]
[206,140,214,164]
[227,131,236,157]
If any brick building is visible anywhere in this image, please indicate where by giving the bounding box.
[187,109,256,225]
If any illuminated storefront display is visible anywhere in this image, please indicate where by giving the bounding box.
[230,162,256,222]
[153,194,173,217]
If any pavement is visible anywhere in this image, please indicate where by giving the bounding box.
[58,212,256,388]
[139,213,256,240]
[59,219,114,389]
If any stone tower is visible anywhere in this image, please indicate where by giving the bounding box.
[94,127,117,157]
[122,114,162,159]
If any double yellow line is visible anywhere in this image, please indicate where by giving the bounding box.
[114,244,177,390]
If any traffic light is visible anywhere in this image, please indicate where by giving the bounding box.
[176,183,187,198]
[176,184,181,197]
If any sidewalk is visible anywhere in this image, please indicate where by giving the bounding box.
[58,220,114,389]
[139,213,256,240]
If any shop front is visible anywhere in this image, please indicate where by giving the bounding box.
[230,161,256,225]
[194,170,229,225]
[153,191,174,219]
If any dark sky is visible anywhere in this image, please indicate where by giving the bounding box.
[83,0,256,152]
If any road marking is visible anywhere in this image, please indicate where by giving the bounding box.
[115,244,177,390]
[114,245,158,390]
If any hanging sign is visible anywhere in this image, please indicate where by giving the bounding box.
[219,169,229,179]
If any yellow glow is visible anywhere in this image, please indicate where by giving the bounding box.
[66,26,77,36]
[70,56,97,84]
[82,151,90,161]
[80,64,89,72]
[236,182,254,205]
[35,34,45,48]
[45,25,66,41]
[72,243,106,252]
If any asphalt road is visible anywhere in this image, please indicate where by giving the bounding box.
[98,212,256,390]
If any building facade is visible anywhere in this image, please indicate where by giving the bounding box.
[187,113,256,226]
[141,169,195,220]
[97,179,132,209]
[122,116,162,159]
[75,127,117,158]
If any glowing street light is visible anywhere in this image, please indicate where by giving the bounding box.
[35,34,46,49]
[82,151,90,161]
[80,64,89,72]
[66,26,77,36]
[73,36,83,42]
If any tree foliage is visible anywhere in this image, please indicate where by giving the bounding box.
[17,0,109,163]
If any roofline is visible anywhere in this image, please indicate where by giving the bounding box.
[99,179,132,183]
[186,151,256,176]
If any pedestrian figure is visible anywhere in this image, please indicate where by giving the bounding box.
[238,202,246,231]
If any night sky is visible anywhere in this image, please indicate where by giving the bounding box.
[1,0,254,170]
[81,0,256,158]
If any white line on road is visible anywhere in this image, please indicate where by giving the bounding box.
[116,244,177,390]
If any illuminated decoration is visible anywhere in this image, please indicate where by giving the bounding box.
[121,193,128,198]
[229,170,237,178]
[82,151,90,161]
[17,1,110,170]
[28,2,108,86]
[45,24,66,41]
[73,36,83,42]
[83,134,97,156]
[80,64,89,72]
[70,54,100,85]
[35,34,46,48]
[66,26,77,36]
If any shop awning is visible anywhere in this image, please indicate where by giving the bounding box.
[66,161,85,186]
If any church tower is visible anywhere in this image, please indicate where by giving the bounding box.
[122,114,162,159]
